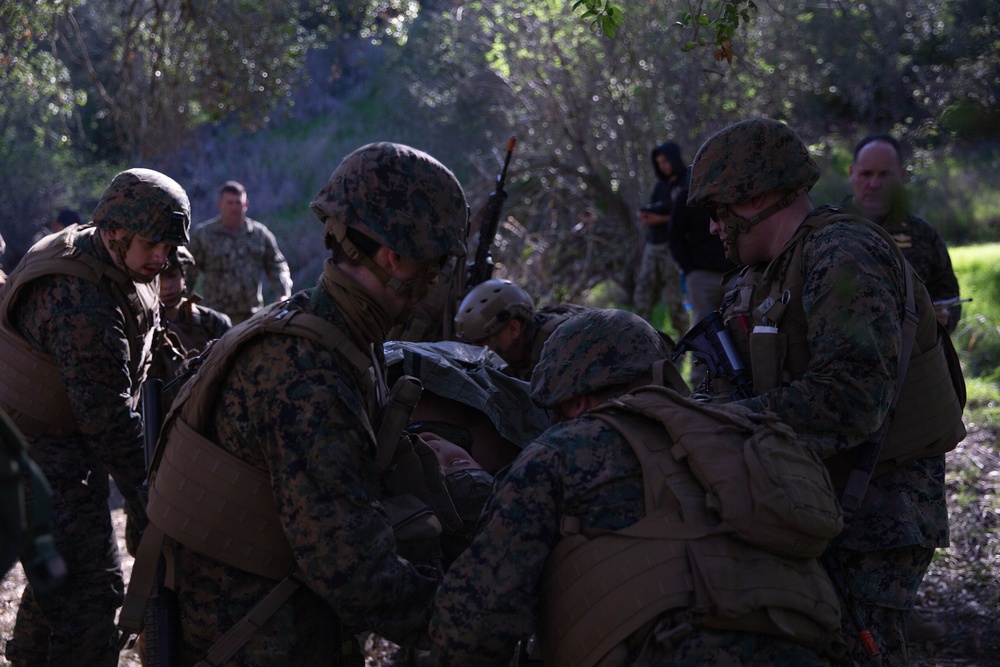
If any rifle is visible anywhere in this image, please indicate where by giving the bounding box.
[466,136,517,290]
[932,297,971,307]
[671,311,752,400]
[137,378,179,666]
[639,200,672,216]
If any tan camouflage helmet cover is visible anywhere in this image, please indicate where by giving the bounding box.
[92,168,191,244]
[454,279,536,342]
[530,309,669,408]
[310,142,469,261]
[687,118,820,207]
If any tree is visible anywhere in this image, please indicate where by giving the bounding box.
[398,0,752,303]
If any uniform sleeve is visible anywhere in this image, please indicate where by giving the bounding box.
[737,224,904,458]
[14,275,147,507]
[261,227,292,300]
[186,226,205,293]
[920,223,961,332]
[430,444,563,666]
[220,336,439,645]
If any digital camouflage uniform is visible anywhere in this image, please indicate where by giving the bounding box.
[142,143,469,665]
[0,169,189,667]
[723,212,948,665]
[839,194,962,332]
[187,215,293,323]
[171,287,442,665]
[430,309,836,667]
[688,120,955,666]
[148,293,233,384]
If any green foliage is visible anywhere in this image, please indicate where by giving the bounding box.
[676,0,757,60]
[571,0,623,38]
[951,244,1000,383]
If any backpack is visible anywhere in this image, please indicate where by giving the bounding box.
[593,385,843,559]
[538,386,845,667]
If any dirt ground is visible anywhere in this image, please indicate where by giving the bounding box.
[2,427,998,667]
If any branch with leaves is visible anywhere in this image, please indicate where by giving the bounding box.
[573,0,758,63]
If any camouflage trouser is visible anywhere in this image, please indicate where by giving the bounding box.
[5,467,123,667]
[633,242,688,335]
[833,544,935,667]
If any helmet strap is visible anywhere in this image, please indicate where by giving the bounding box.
[722,189,803,265]
[105,230,157,284]
[327,218,435,301]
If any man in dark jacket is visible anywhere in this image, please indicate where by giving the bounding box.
[633,142,688,335]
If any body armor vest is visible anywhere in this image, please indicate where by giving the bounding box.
[0,225,158,437]
[720,208,965,467]
[146,301,378,579]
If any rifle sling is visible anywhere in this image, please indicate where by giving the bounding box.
[118,523,169,637]
[838,257,919,524]
[195,575,302,667]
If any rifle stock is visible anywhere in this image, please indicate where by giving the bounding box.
[466,136,516,290]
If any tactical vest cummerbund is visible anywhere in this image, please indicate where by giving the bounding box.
[0,225,157,438]
[147,415,295,580]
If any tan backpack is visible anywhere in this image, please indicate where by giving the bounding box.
[539,386,845,667]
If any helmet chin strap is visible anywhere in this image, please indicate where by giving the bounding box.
[721,189,802,265]
[105,230,155,284]
[327,219,437,301]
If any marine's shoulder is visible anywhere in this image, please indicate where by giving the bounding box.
[192,216,222,234]
[244,217,278,238]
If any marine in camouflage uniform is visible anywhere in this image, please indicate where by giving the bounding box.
[454,279,589,381]
[633,142,690,336]
[838,134,962,332]
[687,119,963,666]
[187,180,293,324]
[149,246,233,383]
[430,309,840,667]
[141,143,471,665]
[0,169,190,667]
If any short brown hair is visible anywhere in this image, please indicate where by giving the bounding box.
[218,180,246,198]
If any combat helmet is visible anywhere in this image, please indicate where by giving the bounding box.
[166,245,196,272]
[530,309,669,408]
[92,168,190,245]
[688,119,819,263]
[311,142,468,262]
[454,279,535,342]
